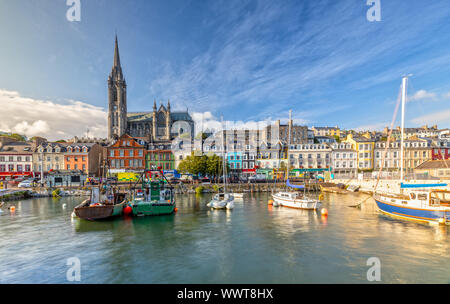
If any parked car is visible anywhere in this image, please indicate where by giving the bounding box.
[18,180,33,188]
[201,178,211,185]
[248,174,267,183]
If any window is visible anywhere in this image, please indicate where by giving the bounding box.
[17,156,22,162]
[74,164,78,170]
[129,150,134,157]
[0,156,4,162]
[139,150,143,157]
[110,150,114,157]
[9,156,14,162]
[25,165,30,171]
[82,164,86,171]
[120,150,124,157]
[0,165,5,172]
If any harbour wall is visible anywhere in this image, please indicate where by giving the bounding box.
[332,178,450,194]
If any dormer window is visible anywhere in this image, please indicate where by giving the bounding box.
[68,147,72,153]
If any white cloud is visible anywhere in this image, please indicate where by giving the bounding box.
[408,90,436,102]
[411,109,450,126]
[0,89,107,140]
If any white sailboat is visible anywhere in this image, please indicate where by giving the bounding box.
[272,110,322,210]
[208,118,234,210]
[373,76,450,225]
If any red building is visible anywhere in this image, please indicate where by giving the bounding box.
[107,134,146,173]
[432,147,449,160]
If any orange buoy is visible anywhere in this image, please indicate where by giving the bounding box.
[123,205,133,216]
[10,206,16,212]
[321,208,328,216]
[268,200,274,205]
[174,207,178,212]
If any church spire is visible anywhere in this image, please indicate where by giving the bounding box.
[114,34,121,68]
[110,34,123,80]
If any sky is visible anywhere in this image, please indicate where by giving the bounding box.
[0,0,450,140]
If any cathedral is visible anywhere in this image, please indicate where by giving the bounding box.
[107,36,195,143]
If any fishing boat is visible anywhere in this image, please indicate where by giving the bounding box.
[73,186,128,220]
[372,76,450,225]
[271,110,322,210]
[207,117,234,210]
[127,170,176,216]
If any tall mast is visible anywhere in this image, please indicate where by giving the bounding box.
[287,110,292,180]
[400,76,408,182]
[221,116,226,194]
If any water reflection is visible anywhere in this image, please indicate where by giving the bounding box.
[0,192,448,283]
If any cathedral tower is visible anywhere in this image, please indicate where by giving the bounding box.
[108,35,127,141]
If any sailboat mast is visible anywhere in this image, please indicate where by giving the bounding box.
[287,110,292,180]
[400,76,408,182]
[221,116,226,194]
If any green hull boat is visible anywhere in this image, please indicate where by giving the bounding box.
[128,175,176,217]
[129,200,175,216]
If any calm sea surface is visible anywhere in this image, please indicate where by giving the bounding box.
[0,192,448,283]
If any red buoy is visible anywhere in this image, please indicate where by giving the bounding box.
[123,205,133,216]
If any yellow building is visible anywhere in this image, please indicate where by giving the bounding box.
[344,134,375,171]
[311,126,340,138]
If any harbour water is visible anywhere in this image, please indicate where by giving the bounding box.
[0,192,448,283]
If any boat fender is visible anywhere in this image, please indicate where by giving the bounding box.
[321,208,328,216]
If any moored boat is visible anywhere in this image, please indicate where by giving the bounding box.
[272,191,321,210]
[208,193,235,209]
[127,171,176,216]
[372,76,450,225]
[73,186,128,220]
[374,185,450,225]
[231,193,244,199]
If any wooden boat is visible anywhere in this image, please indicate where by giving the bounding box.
[320,185,348,194]
[374,185,450,225]
[373,77,449,225]
[73,187,127,220]
[128,171,176,216]
[347,185,360,192]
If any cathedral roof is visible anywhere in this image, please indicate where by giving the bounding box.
[126,111,193,123]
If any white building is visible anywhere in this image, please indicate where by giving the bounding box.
[288,144,332,169]
[330,143,357,177]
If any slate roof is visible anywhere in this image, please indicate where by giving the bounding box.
[127,111,193,123]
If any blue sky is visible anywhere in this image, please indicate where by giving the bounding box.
[0,0,450,139]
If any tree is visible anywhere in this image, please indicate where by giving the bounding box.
[3,133,26,142]
[177,154,229,180]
